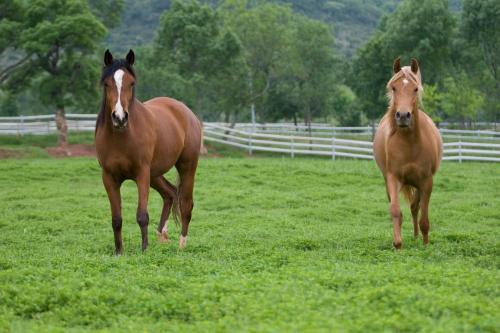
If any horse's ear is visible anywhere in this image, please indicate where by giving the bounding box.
[410,58,419,74]
[104,49,113,66]
[393,57,401,74]
[126,49,135,66]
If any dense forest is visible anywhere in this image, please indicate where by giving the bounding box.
[1,0,499,145]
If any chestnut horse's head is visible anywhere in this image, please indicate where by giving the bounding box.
[101,49,136,130]
[387,58,423,129]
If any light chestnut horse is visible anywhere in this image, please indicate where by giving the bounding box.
[95,50,202,254]
[373,58,443,249]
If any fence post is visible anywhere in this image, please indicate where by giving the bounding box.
[291,137,295,158]
[248,132,253,156]
[458,140,462,163]
[332,137,336,161]
[19,116,24,136]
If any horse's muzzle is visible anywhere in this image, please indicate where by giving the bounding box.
[395,111,411,128]
[112,111,128,129]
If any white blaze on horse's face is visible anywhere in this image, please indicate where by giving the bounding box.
[113,69,126,121]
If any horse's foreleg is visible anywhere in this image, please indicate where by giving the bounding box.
[136,168,151,251]
[103,172,123,255]
[419,178,433,245]
[151,176,176,243]
[386,174,403,249]
[176,163,197,249]
[411,189,421,239]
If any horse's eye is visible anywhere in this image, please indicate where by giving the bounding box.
[131,82,135,87]
[414,88,418,92]
[392,87,396,92]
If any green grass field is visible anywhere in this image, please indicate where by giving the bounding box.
[0,154,499,332]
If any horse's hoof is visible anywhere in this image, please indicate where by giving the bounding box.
[393,241,402,250]
[179,235,187,249]
[156,230,169,243]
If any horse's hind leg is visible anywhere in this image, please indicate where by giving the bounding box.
[411,189,421,239]
[176,160,198,249]
[419,178,433,245]
[151,176,177,243]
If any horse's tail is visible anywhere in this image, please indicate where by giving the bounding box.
[401,185,417,204]
[170,178,181,227]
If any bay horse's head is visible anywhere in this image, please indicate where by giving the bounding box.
[387,58,423,129]
[101,49,136,130]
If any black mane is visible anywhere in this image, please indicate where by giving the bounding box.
[100,59,136,84]
[96,59,136,131]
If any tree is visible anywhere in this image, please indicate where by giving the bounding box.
[331,85,361,126]
[441,74,484,126]
[0,0,26,84]
[291,15,338,126]
[350,33,390,126]
[1,0,107,147]
[153,0,243,121]
[222,1,296,123]
[381,0,456,84]
[461,0,500,123]
[422,84,444,125]
[351,0,456,124]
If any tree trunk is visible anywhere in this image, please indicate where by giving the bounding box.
[55,107,68,148]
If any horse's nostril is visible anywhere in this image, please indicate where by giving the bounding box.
[406,112,411,119]
[396,111,401,118]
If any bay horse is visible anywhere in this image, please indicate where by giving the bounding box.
[373,58,442,249]
[95,49,202,254]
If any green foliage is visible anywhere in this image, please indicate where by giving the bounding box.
[1,0,107,116]
[0,0,23,53]
[460,0,500,122]
[331,85,361,126]
[351,0,457,122]
[0,157,498,331]
[147,0,243,120]
[350,33,389,122]
[88,0,125,29]
[422,84,444,124]
[382,0,456,84]
[441,74,484,124]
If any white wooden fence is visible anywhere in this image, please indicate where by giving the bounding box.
[203,123,500,162]
[1,115,499,162]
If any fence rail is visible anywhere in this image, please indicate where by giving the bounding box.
[203,123,500,162]
[1,115,499,162]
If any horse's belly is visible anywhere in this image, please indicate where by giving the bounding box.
[149,146,183,178]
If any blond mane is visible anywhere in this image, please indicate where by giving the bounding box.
[386,66,424,108]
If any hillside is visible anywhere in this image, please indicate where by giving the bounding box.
[106,0,402,57]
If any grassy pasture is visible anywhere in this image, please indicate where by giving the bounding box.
[0,154,498,332]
